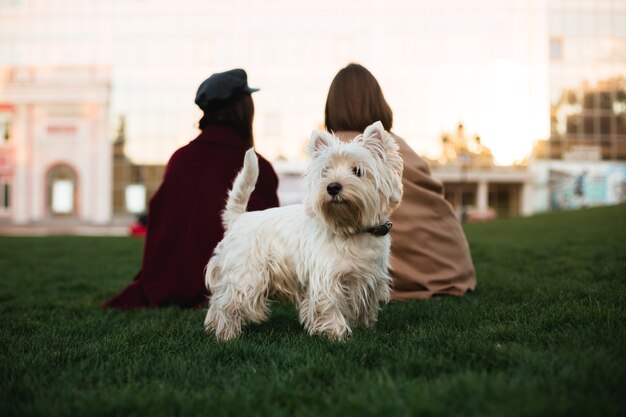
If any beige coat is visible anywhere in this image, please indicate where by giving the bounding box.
[336,131,476,300]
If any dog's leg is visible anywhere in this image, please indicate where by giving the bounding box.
[300,292,352,341]
[354,292,379,328]
[205,268,271,341]
[204,285,246,341]
[355,276,390,327]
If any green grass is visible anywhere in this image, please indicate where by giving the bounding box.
[1,205,625,417]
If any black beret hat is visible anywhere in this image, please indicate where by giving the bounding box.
[195,68,259,112]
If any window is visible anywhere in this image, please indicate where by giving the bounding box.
[47,164,77,217]
[0,180,10,210]
[125,184,146,214]
[583,116,596,135]
[0,113,11,143]
[52,180,74,214]
[549,37,563,60]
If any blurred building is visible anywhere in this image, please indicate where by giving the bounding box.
[538,0,626,161]
[112,116,164,221]
[275,123,533,220]
[0,0,553,166]
[430,123,532,220]
[0,67,111,225]
[0,0,624,230]
[534,77,626,160]
[530,0,626,212]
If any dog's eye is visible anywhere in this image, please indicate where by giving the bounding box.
[352,167,363,177]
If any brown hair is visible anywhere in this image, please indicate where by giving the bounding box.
[325,63,393,133]
[199,94,255,145]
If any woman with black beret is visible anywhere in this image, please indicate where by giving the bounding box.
[104,69,279,308]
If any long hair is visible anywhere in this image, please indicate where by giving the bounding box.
[199,94,255,145]
[325,63,393,133]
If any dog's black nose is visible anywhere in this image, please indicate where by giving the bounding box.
[327,182,342,196]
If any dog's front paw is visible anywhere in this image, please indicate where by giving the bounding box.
[324,326,352,342]
[206,320,242,341]
[204,308,242,341]
[309,321,352,342]
[213,326,242,341]
[305,306,354,341]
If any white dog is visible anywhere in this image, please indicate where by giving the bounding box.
[204,121,404,341]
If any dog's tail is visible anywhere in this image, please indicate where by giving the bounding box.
[222,148,259,230]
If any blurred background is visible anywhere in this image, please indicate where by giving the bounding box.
[0,0,624,232]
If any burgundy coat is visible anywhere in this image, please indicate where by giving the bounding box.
[103,125,279,309]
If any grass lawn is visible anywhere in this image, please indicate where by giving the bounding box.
[1,205,625,417]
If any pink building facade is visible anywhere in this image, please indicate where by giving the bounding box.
[0,67,111,224]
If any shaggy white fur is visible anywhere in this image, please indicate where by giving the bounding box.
[204,121,404,341]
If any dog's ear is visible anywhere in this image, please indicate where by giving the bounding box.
[362,121,387,160]
[307,130,336,158]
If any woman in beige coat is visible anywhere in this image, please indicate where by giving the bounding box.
[325,63,476,300]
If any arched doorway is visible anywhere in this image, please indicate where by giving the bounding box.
[46,163,78,218]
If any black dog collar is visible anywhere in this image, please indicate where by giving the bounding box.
[366,221,393,236]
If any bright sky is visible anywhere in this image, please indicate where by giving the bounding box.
[1,0,621,165]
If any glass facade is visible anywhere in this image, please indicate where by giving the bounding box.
[542,0,626,160]
[0,0,551,165]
